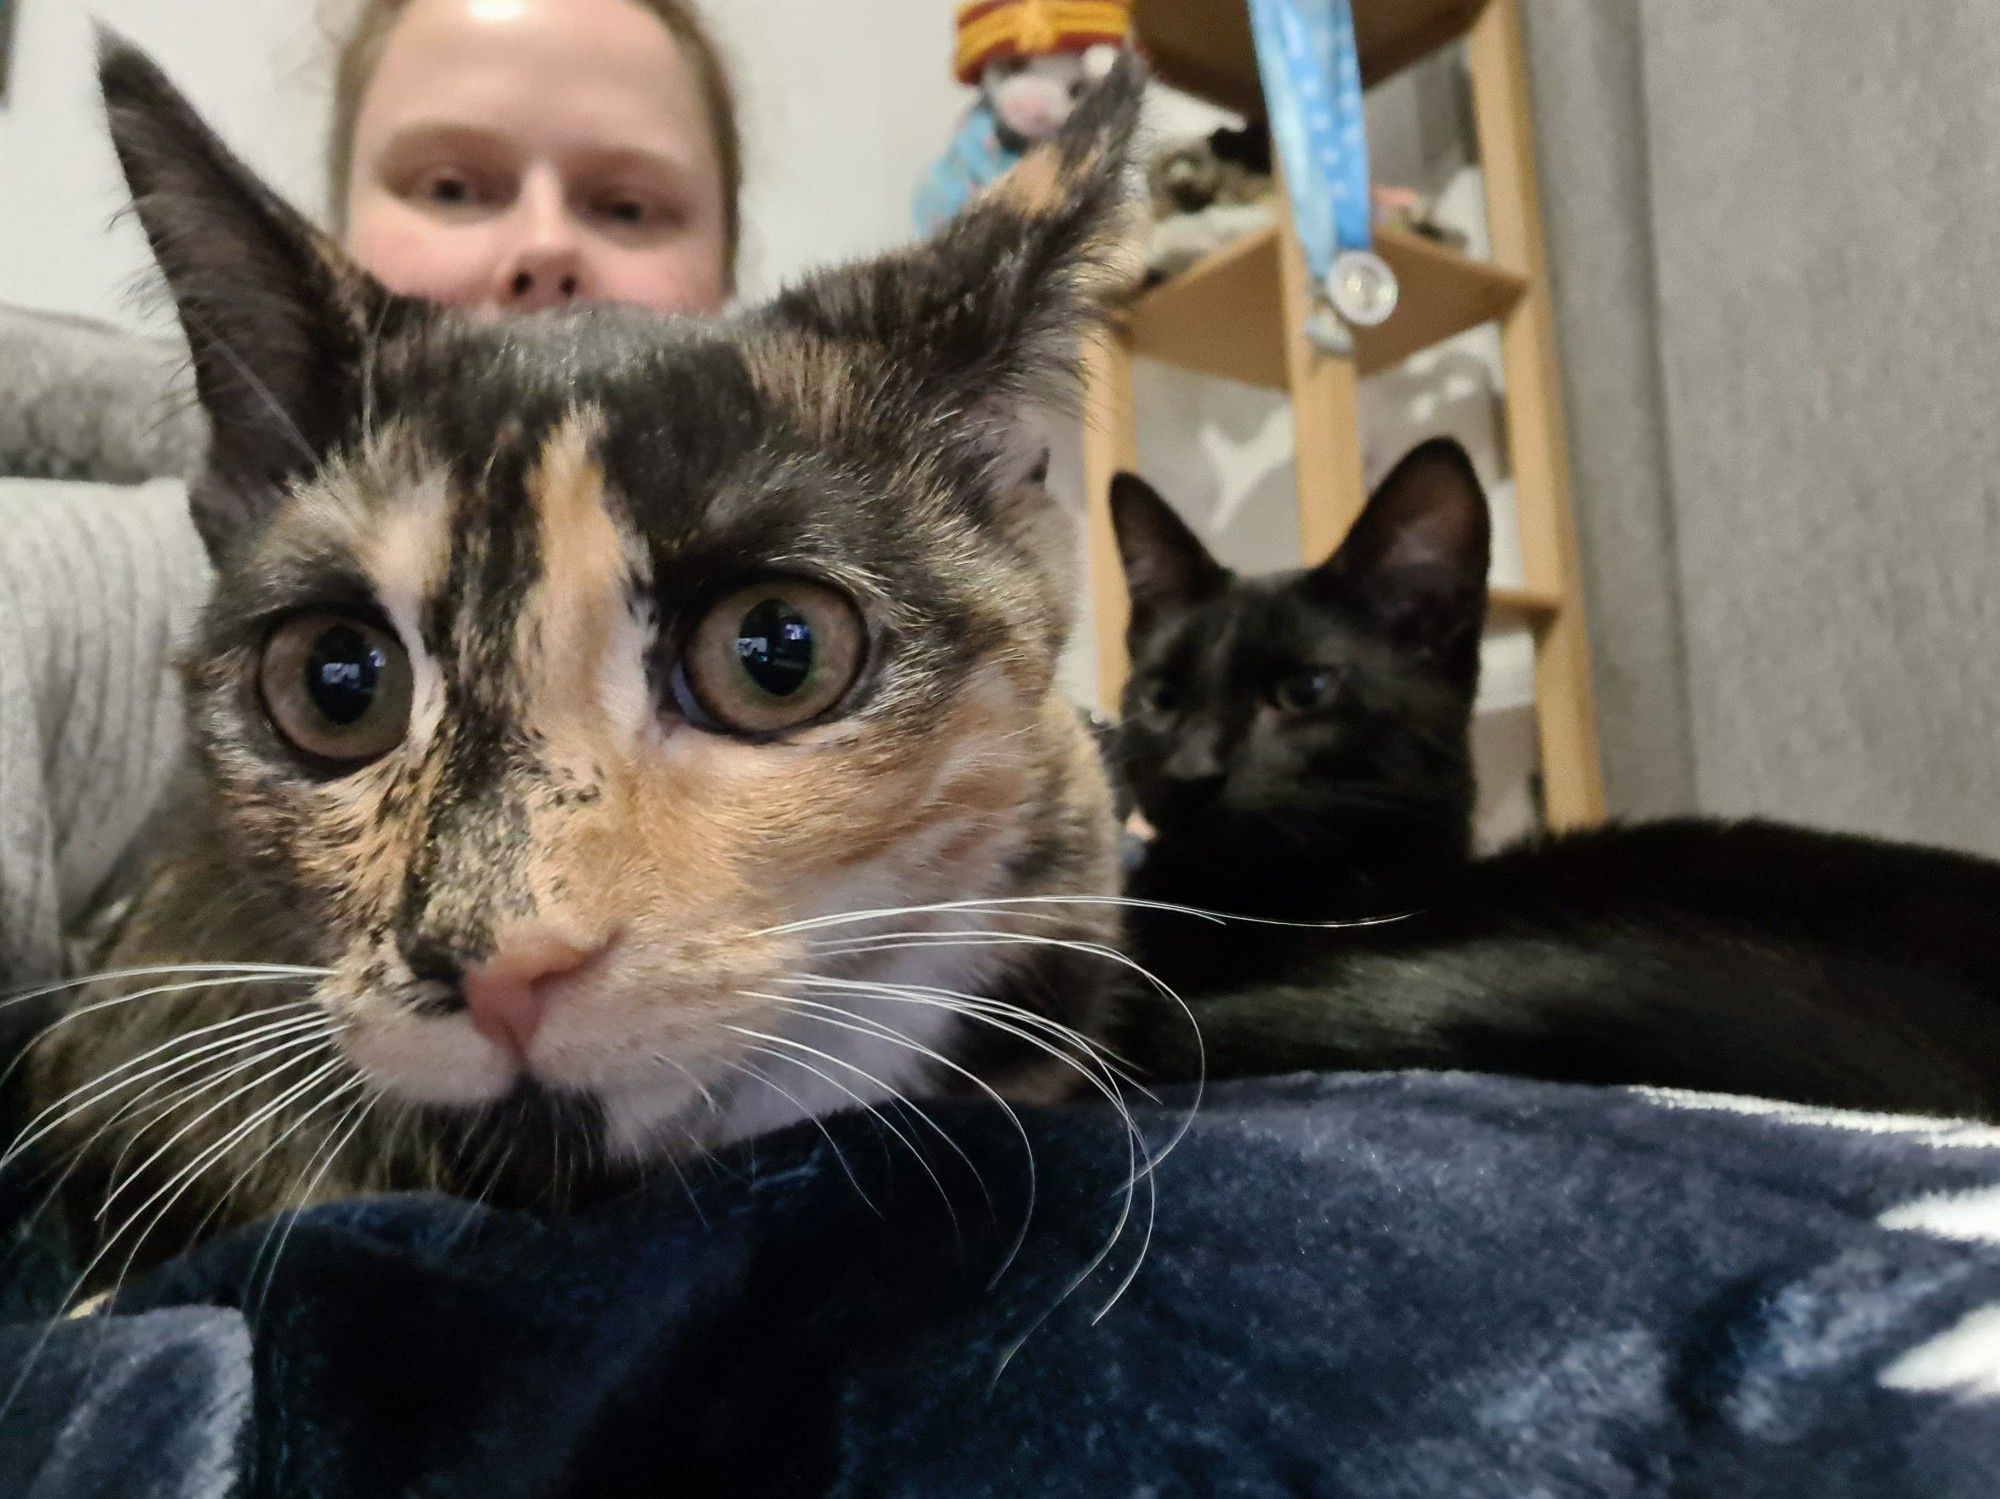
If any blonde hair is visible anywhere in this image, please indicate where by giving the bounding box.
[326,0,742,281]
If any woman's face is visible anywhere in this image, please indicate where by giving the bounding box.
[345,0,729,319]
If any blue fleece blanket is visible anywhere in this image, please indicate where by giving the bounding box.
[5,1071,2000,1496]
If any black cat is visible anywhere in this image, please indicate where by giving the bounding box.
[1108,442,2000,1120]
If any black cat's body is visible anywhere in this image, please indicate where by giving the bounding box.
[1108,450,2000,1120]
[1125,817,2000,1118]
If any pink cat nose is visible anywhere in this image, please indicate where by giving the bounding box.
[460,927,603,1057]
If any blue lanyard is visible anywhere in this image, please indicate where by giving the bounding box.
[1248,0,1395,338]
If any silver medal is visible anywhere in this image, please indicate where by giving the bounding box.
[1327,249,1399,327]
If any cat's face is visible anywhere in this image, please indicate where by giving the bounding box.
[99,42,1139,1162]
[1109,442,1491,893]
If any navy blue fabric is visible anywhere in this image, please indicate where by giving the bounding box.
[6,1072,2000,1495]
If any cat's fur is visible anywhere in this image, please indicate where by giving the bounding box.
[29,40,1145,1268]
[1108,448,2000,1120]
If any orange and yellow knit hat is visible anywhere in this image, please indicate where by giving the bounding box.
[954,0,1133,85]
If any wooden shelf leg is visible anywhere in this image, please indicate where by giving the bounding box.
[1467,0,1608,828]
[1081,326,1141,713]
[1274,172,1369,563]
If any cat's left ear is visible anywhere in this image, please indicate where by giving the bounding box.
[768,53,1146,468]
[99,34,382,557]
[1311,438,1491,669]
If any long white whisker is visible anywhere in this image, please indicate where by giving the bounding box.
[720,1057,881,1216]
[4,1006,327,1171]
[0,963,329,1011]
[725,1024,964,1235]
[807,929,1206,1178]
[749,997,995,1213]
[249,1084,377,1322]
[95,1024,343,1192]
[771,990,1037,1284]
[94,1045,341,1224]
[747,893,1407,942]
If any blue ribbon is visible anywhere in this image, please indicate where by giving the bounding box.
[1248,0,1374,287]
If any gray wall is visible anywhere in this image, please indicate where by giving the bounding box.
[1526,0,2000,854]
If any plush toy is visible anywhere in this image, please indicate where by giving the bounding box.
[914,0,1132,235]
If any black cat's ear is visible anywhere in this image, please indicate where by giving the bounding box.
[99,34,377,555]
[1312,438,1491,671]
[1109,471,1228,636]
[768,54,1146,459]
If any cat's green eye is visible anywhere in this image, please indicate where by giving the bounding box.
[259,612,413,770]
[1271,670,1342,714]
[680,579,866,736]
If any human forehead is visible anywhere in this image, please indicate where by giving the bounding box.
[352,0,715,160]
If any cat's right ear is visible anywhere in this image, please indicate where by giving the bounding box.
[99,34,377,556]
[1311,438,1491,673]
[1109,471,1228,637]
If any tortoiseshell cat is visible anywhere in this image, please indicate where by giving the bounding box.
[1108,446,2000,1119]
[26,42,1147,1271]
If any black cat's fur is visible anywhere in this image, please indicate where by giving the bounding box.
[1109,444,2000,1120]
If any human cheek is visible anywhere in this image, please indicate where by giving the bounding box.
[347,207,499,312]
[591,241,729,315]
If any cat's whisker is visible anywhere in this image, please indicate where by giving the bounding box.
[766,989,1038,1283]
[648,1050,721,1118]
[804,927,1203,1157]
[725,1022,965,1236]
[0,962,329,1011]
[0,974,325,1106]
[94,1024,346,1198]
[248,1083,378,1323]
[750,893,1404,944]
[93,1046,345,1225]
[53,1059,357,1347]
[746,996,996,1215]
[3,1006,329,1173]
[721,1057,881,1217]
[772,971,1154,1342]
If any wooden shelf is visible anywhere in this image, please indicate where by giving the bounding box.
[1126,222,1527,387]
[1134,0,1487,116]
[1490,584,1562,623]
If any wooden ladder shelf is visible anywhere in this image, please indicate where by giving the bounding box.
[1084,0,1606,828]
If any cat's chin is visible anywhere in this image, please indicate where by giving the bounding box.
[338,1010,523,1109]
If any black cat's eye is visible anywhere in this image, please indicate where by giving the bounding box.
[1136,678,1181,719]
[678,579,866,736]
[259,611,413,769]
[1270,669,1343,714]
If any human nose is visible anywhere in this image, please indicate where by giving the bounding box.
[491,170,590,313]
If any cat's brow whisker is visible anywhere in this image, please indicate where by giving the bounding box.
[725,1020,967,1235]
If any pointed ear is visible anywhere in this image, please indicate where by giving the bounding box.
[1313,438,1490,673]
[1109,471,1228,638]
[768,53,1145,448]
[99,34,379,556]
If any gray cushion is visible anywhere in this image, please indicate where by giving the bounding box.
[0,303,202,483]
